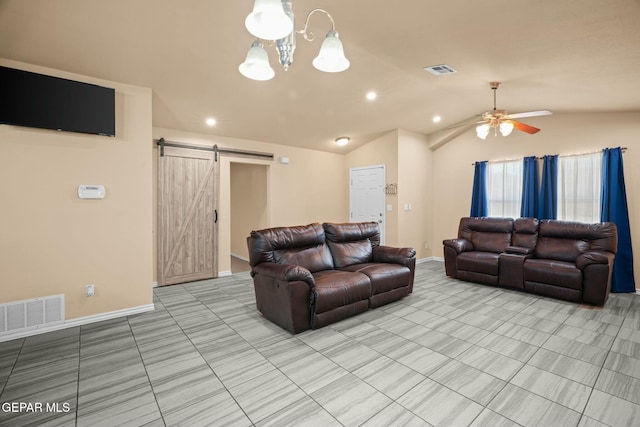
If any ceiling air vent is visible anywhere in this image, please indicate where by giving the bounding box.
[424,64,457,75]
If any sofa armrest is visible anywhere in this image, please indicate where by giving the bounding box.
[251,263,316,334]
[251,262,315,287]
[575,251,615,271]
[505,245,534,255]
[576,251,615,306]
[443,238,473,254]
[372,246,416,266]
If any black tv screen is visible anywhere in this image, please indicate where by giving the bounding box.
[0,66,115,137]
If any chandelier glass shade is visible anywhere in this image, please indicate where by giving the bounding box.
[238,41,275,81]
[312,30,350,73]
[240,0,350,80]
[244,0,293,40]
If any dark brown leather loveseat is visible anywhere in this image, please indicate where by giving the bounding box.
[443,217,617,306]
[247,222,416,333]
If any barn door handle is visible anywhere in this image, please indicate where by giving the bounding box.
[214,209,218,223]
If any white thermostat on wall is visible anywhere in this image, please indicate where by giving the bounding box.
[78,185,105,199]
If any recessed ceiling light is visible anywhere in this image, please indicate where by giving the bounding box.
[335,136,350,146]
[205,117,217,126]
[366,91,377,101]
[433,115,442,123]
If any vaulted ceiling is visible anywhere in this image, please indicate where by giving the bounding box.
[1,0,639,152]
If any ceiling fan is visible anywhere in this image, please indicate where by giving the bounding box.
[474,81,552,139]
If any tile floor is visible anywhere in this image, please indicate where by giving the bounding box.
[1,261,640,426]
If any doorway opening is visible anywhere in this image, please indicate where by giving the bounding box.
[230,162,269,273]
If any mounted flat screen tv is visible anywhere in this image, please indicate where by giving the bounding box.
[0,65,115,137]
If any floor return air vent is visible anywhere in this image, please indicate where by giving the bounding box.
[0,295,65,336]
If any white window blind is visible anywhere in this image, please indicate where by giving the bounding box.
[557,152,602,223]
[487,160,522,218]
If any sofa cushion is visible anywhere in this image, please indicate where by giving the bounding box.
[248,223,334,273]
[458,217,513,254]
[512,217,539,249]
[323,222,381,246]
[471,231,511,253]
[327,240,373,268]
[534,237,589,263]
[456,252,500,276]
[459,217,513,253]
[533,219,618,265]
[274,246,334,273]
[312,270,371,313]
[524,259,582,290]
[323,222,379,268]
[340,263,411,294]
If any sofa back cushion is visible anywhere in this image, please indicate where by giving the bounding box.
[512,217,539,249]
[247,223,334,273]
[535,220,618,262]
[323,222,380,268]
[459,217,513,253]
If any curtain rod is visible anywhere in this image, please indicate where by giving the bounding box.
[154,138,274,161]
[558,147,627,158]
[472,146,627,165]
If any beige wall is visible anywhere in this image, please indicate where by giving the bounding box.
[152,127,348,276]
[0,59,153,319]
[397,129,433,259]
[345,130,399,245]
[345,129,434,259]
[230,163,268,259]
[431,112,640,284]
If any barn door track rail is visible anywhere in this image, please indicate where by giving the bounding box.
[155,137,274,161]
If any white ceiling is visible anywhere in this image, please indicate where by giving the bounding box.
[1,0,640,153]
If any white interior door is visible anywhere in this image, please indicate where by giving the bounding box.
[350,165,386,244]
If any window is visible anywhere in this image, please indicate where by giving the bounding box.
[487,160,522,218]
[557,152,602,223]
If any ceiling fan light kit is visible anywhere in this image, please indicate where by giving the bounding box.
[240,0,350,81]
[474,81,552,140]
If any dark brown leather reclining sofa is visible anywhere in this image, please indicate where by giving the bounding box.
[247,222,416,333]
[443,217,618,306]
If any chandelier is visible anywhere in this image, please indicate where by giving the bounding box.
[239,0,350,81]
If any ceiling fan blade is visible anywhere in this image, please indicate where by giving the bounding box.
[507,110,553,119]
[441,115,483,131]
[511,120,540,134]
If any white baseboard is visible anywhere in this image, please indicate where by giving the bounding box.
[218,271,233,277]
[152,281,158,288]
[0,304,155,343]
[231,253,250,262]
[416,256,444,264]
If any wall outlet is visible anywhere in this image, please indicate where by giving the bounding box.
[424,242,429,249]
[85,284,95,297]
